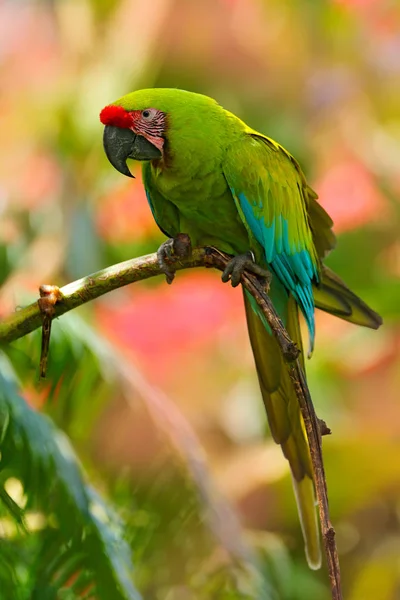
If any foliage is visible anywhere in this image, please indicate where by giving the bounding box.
[0,352,140,600]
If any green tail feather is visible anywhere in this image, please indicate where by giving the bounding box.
[292,476,321,570]
[314,265,383,329]
[243,255,381,568]
[243,286,321,569]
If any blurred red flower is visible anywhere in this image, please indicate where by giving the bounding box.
[315,159,387,232]
[96,271,244,379]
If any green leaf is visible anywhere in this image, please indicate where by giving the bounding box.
[0,353,141,600]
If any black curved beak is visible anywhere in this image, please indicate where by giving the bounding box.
[103,125,162,178]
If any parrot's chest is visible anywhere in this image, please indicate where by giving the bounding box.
[152,166,250,253]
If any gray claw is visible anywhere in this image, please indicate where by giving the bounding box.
[156,234,192,285]
[222,251,271,288]
[157,239,176,284]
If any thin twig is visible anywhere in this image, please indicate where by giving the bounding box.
[38,284,64,378]
[292,364,341,599]
[205,248,342,600]
[0,244,342,600]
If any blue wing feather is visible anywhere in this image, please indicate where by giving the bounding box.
[236,191,318,352]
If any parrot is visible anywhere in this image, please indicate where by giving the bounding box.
[99,88,382,569]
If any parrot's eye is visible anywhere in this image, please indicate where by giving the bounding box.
[142,109,154,120]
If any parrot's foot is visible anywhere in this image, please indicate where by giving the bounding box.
[157,234,192,284]
[221,251,272,288]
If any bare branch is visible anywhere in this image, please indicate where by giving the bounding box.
[0,248,207,344]
[0,244,342,600]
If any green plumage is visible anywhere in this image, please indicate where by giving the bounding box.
[102,88,383,569]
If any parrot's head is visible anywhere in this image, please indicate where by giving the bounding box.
[100,88,223,177]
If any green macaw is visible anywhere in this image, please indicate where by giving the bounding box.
[100,89,382,569]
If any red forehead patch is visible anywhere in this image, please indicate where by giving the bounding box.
[99,105,133,128]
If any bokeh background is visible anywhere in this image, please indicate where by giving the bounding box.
[1,0,400,598]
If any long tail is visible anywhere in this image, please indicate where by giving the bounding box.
[314,265,382,329]
[243,284,321,569]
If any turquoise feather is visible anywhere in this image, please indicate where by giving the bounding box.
[235,191,318,351]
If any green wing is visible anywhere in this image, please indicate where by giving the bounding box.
[142,162,180,238]
[223,132,319,350]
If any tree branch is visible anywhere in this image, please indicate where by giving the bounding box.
[0,244,342,600]
[0,248,207,344]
